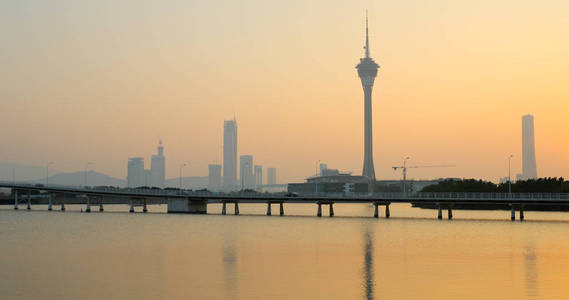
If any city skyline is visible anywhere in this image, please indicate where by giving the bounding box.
[1,1,568,183]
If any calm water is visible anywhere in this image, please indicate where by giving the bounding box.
[1,204,569,299]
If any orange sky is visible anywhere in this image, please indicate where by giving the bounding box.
[0,0,568,183]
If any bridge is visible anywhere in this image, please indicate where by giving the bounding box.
[1,182,568,221]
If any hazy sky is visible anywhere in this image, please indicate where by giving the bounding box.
[1,0,568,183]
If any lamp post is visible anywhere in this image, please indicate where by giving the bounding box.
[508,154,513,196]
[46,162,54,187]
[84,162,92,187]
[179,163,187,195]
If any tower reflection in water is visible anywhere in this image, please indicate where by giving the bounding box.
[362,226,375,300]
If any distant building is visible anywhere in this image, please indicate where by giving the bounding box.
[521,114,537,179]
[223,119,238,189]
[127,157,145,188]
[254,165,262,188]
[319,163,328,176]
[240,155,254,189]
[144,169,152,187]
[267,168,277,185]
[208,164,222,191]
[150,140,166,188]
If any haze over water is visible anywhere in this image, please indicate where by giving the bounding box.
[2,205,569,299]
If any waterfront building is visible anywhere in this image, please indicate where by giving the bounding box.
[150,140,166,188]
[127,157,145,188]
[208,164,222,191]
[240,155,254,189]
[356,14,380,181]
[267,168,277,185]
[254,165,262,188]
[223,119,238,189]
[522,114,537,179]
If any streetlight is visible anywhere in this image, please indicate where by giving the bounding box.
[508,154,514,195]
[179,163,187,195]
[46,162,54,187]
[84,162,92,187]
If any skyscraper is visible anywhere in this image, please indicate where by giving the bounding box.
[208,164,222,191]
[150,140,166,188]
[240,155,254,189]
[267,168,277,185]
[254,165,262,188]
[127,157,145,188]
[223,119,238,189]
[356,14,379,181]
[522,114,537,179]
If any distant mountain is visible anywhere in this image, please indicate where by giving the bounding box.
[0,162,62,182]
[165,176,208,190]
[27,170,126,187]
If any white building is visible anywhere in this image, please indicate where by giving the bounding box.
[267,167,277,185]
[240,155,254,189]
[254,165,262,188]
[522,114,538,180]
[150,140,166,188]
[208,164,222,191]
[127,157,145,188]
[223,119,238,189]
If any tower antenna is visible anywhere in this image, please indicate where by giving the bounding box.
[365,10,370,58]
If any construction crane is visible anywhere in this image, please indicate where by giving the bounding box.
[392,157,455,194]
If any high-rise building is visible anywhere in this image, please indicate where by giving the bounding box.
[319,163,328,176]
[127,157,145,188]
[522,114,537,179]
[254,165,262,188]
[240,155,254,189]
[267,167,277,185]
[356,14,379,181]
[150,140,166,188]
[208,164,222,191]
[223,119,238,189]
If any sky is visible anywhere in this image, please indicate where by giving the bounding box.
[0,0,568,183]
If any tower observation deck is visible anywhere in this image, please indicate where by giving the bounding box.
[356,13,379,181]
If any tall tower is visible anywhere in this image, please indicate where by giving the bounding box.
[223,118,238,189]
[151,140,166,188]
[522,114,537,179]
[356,13,379,181]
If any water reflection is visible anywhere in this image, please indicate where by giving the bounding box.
[362,226,375,300]
[223,233,238,299]
[524,243,538,298]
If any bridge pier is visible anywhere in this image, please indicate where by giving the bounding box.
[385,204,391,218]
[266,203,272,216]
[317,203,322,217]
[373,203,379,218]
[61,193,65,211]
[329,203,334,217]
[234,202,239,215]
[27,191,31,210]
[13,190,18,210]
[510,206,515,221]
[280,203,284,216]
[143,199,148,213]
[85,197,91,213]
[129,201,135,213]
[222,202,227,215]
[448,208,453,220]
[99,201,104,212]
[519,206,524,221]
[437,204,442,220]
[48,194,53,211]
